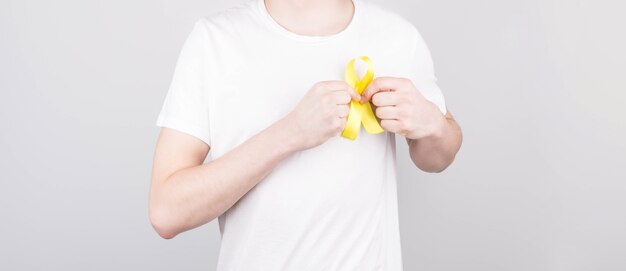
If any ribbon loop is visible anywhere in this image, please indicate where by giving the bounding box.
[341,56,385,140]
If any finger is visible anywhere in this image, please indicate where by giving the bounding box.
[336,104,350,118]
[345,87,361,102]
[337,116,347,134]
[371,91,401,107]
[328,91,360,105]
[321,80,361,102]
[333,86,361,102]
[360,77,407,104]
[316,80,350,91]
[375,105,399,120]
[380,119,401,133]
[328,91,351,105]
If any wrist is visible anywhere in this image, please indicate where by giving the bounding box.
[408,113,447,142]
[272,117,303,154]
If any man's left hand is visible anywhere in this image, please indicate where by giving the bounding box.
[359,77,447,140]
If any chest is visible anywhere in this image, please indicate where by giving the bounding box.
[206,40,411,159]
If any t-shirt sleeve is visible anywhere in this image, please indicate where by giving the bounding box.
[155,19,212,146]
[406,26,448,115]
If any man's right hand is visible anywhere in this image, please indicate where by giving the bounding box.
[281,80,362,151]
[150,81,360,239]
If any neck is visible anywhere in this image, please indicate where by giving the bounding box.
[264,0,354,36]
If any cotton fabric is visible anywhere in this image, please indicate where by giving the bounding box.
[155,0,447,269]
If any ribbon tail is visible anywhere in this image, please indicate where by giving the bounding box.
[341,100,363,141]
[361,102,385,134]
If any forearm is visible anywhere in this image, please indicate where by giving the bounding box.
[406,114,462,173]
[150,118,300,238]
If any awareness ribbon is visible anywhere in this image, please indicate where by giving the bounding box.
[341,56,385,140]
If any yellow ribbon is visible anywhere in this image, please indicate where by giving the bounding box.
[341,56,385,140]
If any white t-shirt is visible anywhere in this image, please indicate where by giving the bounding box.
[155,0,447,270]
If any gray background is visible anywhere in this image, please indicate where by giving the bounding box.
[1,0,625,270]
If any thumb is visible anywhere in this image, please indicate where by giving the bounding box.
[347,86,361,102]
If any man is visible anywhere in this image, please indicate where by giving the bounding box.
[149,0,463,269]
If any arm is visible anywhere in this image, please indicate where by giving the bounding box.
[149,80,361,239]
[405,110,462,173]
[149,119,299,239]
[360,77,463,173]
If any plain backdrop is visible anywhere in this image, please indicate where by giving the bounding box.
[1,0,625,270]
